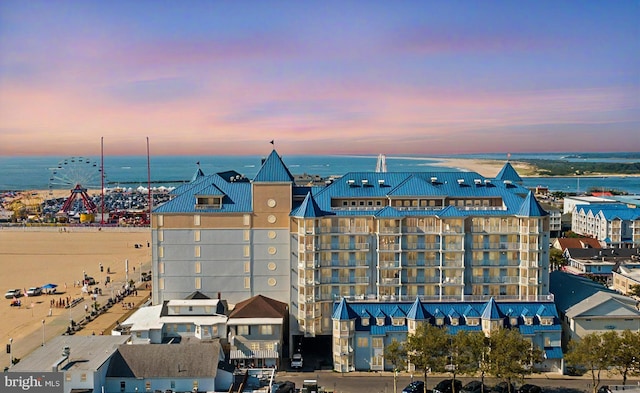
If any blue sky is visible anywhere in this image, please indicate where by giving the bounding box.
[0,1,638,156]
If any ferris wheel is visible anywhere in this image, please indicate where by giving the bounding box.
[48,156,105,213]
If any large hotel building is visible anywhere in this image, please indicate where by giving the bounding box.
[151,150,560,371]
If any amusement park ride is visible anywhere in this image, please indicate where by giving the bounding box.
[48,156,105,222]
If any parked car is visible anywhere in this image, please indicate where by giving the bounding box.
[597,387,612,393]
[84,277,96,285]
[402,381,426,393]
[462,380,491,393]
[518,384,542,393]
[4,289,22,299]
[490,382,515,393]
[26,287,42,296]
[433,379,463,393]
[290,353,303,369]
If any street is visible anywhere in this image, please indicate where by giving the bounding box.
[276,370,640,393]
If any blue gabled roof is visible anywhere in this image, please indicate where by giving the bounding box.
[536,304,555,318]
[448,308,461,318]
[517,191,549,217]
[433,308,445,318]
[373,308,387,319]
[575,203,640,221]
[253,150,295,182]
[389,306,406,318]
[437,205,461,217]
[191,166,206,182]
[332,298,358,320]
[291,192,333,218]
[407,298,429,320]
[481,298,503,320]
[375,206,403,218]
[464,305,481,318]
[495,162,523,183]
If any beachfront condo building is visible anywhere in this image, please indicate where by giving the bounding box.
[150,150,555,368]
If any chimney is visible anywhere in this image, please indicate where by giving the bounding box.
[217,292,221,300]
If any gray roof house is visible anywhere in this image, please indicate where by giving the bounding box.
[105,340,233,393]
[549,271,640,348]
[8,335,131,393]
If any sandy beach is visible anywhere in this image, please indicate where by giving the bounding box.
[0,227,151,369]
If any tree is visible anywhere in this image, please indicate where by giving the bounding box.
[405,323,448,393]
[384,339,408,393]
[628,284,640,297]
[486,328,543,393]
[610,330,640,386]
[565,332,616,393]
[452,330,490,393]
[549,248,566,271]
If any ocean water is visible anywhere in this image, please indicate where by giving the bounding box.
[0,153,639,194]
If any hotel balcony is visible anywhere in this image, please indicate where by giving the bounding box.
[472,242,519,251]
[471,276,520,284]
[379,227,402,234]
[404,226,440,234]
[378,243,401,251]
[298,259,320,269]
[404,242,440,250]
[405,276,440,284]
[378,277,401,286]
[316,226,370,234]
[317,243,370,251]
[319,259,370,268]
[440,276,463,285]
[378,261,401,269]
[320,276,370,285]
[471,225,520,233]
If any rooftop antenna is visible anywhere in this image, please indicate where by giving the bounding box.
[375,154,387,173]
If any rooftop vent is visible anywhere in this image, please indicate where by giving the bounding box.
[362,179,369,185]
[347,179,355,185]
[474,179,482,185]
[503,180,512,185]
[484,179,492,184]
[378,179,385,186]
[457,179,465,185]
[430,177,438,183]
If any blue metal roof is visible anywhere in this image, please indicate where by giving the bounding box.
[544,347,564,359]
[575,203,640,221]
[253,150,295,182]
[481,298,503,319]
[191,167,206,182]
[518,191,549,217]
[332,299,560,334]
[495,162,523,183]
[332,298,358,320]
[290,192,333,218]
[549,270,618,313]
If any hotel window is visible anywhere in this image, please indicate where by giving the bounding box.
[376,317,385,326]
[157,215,164,227]
[158,246,164,258]
[158,230,164,241]
[158,262,164,274]
[361,317,369,326]
[186,324,192,332]
[450,317,459,326]
[408,320,416,330]
[171,381,175,389]
[205,306,211,313]
[467,318,479,326]
[244,277,250,289]
[146,381,151,392]
[266,342,275,350]
[541,317,553,326]
[212,325,218,335]
[193,381,199,392]
[250,343,260,351]
[392,317,405,326]
[158,278,164,290]
[357,337,368,347]
[194,215,201,226]
[436,317,444,326]
[244,230,250,241]
[237,325,250,335]
[341,322,349,332]
[525,317,533,326]
[372,337,383,348]
[244,261,251,273]
[195,261,201,274]
[195,246,200,258]
[372,355,384,367]
[243,214,251,226]
[196,326,200,334]
[195,277,201,289]
[343,201,348,206]
[136,332,142,338]
[244,245,251,257]
[194,230,200,242]
[65,374,71,382]
[81,373,87,382]
[260,325,273,335]
[121,382,126,392]
[544,337,551,347]
[510,317,518,326]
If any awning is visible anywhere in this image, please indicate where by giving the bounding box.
[230,349,279,359]
[544,347,563,359]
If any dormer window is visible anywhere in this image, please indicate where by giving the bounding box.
[466,317,480,326]
[392,317,405,326]
[450,318,459,326]
[361,317,370,327]
[436,317,444,326]
[540,317,553,326]
[510,317,518,326]
[524,317,533,326]
[376,317,385,326]
[196,196,222,209]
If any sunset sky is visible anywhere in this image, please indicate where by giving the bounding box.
[1,1,638,156]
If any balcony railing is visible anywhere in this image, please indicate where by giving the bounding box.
[472,242,519,250]
[320,277,370,284]
[471,276,520,284]
[335,293,555,302]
